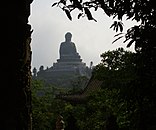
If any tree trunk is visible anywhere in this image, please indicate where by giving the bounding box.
[1,0,33,129]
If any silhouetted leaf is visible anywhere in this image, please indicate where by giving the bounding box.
[118,21,124,32]
[73,0,82,10]
[116,25,118,32]
[95,6,98,11]
[84,7,97,22]
[51,2,58,7]
[84,8,93,20]
[112,36,123,44]
[110,21,117,29]
[64,9,72,20]
[123,38,129,43]
[127,40,135,47]
[60,0,66,5]
[78,13,83,19]
[110,21,123,32]
[93,19,97,22]
[114,33,124,37]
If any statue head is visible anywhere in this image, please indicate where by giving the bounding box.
[65,32,72,42]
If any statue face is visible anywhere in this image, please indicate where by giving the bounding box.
[65,32,72,42]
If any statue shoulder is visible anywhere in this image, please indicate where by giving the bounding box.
[70,42,76,46]
[60,42,66,48]
[60,42,65,45]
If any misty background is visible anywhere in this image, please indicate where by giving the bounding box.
[29,0,138,70]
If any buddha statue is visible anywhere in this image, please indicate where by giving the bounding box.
[59,32,81,62]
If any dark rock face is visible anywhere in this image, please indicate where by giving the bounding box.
[35,32,92,87]
[1,0,33,129]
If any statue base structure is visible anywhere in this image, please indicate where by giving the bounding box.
[34,32,92,88]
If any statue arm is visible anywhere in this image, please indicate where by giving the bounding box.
[71,42,77,53]
[59,42,64,57]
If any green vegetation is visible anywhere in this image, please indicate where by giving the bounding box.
[31,0,156,129]
[31,77,88,130]
[31,79,66,130]
[51,0,156,129]
[32,47,156,130]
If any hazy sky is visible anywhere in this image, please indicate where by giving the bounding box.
[29,0,138,70]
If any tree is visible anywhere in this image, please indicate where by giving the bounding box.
[94,48,136,87]
[91,48,137,129]
[72,48,152,129]
[70,76,89,94]
[3,1,155,129]
[59,48,136,130]
[89,47,156,130]
[31,79,67,130]
[52,1,156,129]
[52,0,156,64]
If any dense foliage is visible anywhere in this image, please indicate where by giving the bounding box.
[31,47,156,129]
[31,78,87,130]
[32,1,156,129]
[31,80,67,129]
[73,48,155,130]
[51,0,156,129]
[66,48,138,130]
